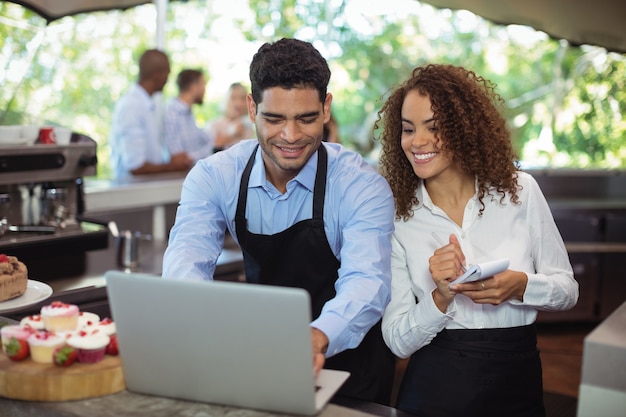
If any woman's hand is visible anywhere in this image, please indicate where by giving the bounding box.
[451,269,528,305]
[429,234,466,312]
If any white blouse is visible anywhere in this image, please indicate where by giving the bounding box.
[382,171,579,358]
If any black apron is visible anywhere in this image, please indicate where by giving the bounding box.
[396,324,545,417]
[234,145,395,405]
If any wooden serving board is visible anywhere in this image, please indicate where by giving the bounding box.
[0,353,125,401]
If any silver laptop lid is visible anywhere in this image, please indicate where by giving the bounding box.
[106,271,326,415]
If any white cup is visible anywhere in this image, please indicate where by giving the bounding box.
[55,127,72,145]
[21,125,40,142]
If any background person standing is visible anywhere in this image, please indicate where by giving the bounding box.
[206,82,255,151]
[109,49,192,178]
[163,69,214,162]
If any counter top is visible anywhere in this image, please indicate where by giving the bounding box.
[81,173,626,214]
[44,238,244,294]
[0,389,379,417]
[546,198,626,210]
[0,237,244,320]
[577,301,626,416]
[84,173,185,212]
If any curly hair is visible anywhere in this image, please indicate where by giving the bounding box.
[375,64,521,220]
[249,38,330,106]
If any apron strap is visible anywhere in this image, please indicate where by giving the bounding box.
[235,144,259,246]
[312,144,327,221]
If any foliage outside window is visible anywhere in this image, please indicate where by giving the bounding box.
[1,0,625,179]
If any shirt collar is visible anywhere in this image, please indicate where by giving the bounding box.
[416,180,428,210]
[173,97,191,113]
[249,145,319,193]
[131,83,155,110]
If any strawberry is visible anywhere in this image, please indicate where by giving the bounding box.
[4,337,29,361]
[0,254,8,263]
[106,334,119,356]
[53,345,77,367]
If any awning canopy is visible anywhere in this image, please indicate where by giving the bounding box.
[422,0,626,54]
[4,0,626,53]
[6,0,153,22]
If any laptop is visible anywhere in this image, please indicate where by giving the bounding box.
[105,271,350,415]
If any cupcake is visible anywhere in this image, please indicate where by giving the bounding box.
[28,331,65,364]
[41,301,79,332]
[20,314,45,331]
[67,330,110,363]
[1,325,32,354]
[78,311,100,329]
[95,317,116,336]
[53,329,79,342]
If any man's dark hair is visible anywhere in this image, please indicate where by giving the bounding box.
[176,69,204,93]
[249,38,330,106]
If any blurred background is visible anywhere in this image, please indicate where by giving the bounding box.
[1,0,625,178]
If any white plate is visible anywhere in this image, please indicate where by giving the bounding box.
[0,280,53,314]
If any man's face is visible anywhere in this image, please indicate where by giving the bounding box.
[248,87,332,189]
[155,62,171,92]
[192,75,207,105]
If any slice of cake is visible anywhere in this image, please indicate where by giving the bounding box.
[0,254,28,302]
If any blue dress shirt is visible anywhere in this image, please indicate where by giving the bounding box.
[163,140,395,357]
[109,84,166,178]
[163,98,214,161]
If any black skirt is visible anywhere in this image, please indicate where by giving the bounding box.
[396,324,545,417]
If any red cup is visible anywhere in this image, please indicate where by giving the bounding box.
[38,127,56,144]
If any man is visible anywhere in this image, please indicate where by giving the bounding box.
[162,38,395,405]
[164,69,214,161]
[109,49,192,178]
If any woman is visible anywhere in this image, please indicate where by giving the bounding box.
[206,82,255,151]
[376,64,578,417]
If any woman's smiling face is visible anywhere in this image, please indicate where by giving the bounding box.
[400,89,454,180]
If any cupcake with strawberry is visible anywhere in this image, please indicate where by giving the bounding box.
[28,331,65,364]
[1,325,33,359]
[97,318,118,356]
[67,329,110,363]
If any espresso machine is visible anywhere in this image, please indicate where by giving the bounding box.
[0,133,109,277]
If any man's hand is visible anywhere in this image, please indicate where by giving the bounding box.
[130,152,193,175]
[168,152,193,171]
[311,327,328,377]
